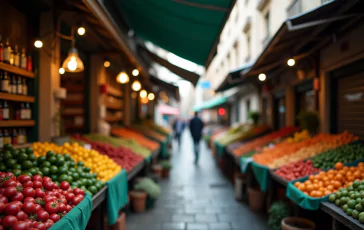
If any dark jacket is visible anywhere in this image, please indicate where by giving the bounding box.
[189,116,204,141]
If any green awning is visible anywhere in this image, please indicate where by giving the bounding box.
[193,96,227,112]
[215,65,252,92]
[115,0,236,66]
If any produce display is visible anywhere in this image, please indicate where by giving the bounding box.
[142,120,172,136]
[72,135,144,172]
[232,127,300,157]
[0,172,85,229]
[253,132,357,169]
[131,125,166,142]
[294,162,364,197]
[111,128,159,151]
[285,130,311,143]
[311,143,364,169]
[32,142,121,182]
[274,160,320,181]
[86,134,152,158]
[328,178,364,224]
[216,124,270,146]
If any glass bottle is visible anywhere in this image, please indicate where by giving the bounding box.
[0,35,4,62]
[22,78,27,95]
[0,129,3,149]
[3,38,10,64]
[2,71,9,93]
[20,103,25,120]
[11,75,16,94]
[23,129,27,144]
[3,129,10,145]
[12,129,17,145]
[20,48,27,69]
[13,44,20,67]
[17,76,22,95]
[25,103,31,119]
[27,55,32,72]
[3,101,9,120]
[9,45,14,65]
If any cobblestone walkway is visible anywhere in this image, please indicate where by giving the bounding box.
[126,131,269,230]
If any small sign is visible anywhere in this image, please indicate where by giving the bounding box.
[200,81,211,89]
[345,92,363,102]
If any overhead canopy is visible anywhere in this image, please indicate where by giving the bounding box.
[158,104,180,115]
[115,0,236,67]
[140,48,200,86]
[149,75,180,101]
[246,0,363,77]
[193,96,227,112]
[215,65,252,93]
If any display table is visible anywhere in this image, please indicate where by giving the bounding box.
[92,185,108,211]
[321,202,363,230]
[52,194,93,230]
[127,160,145,181]
[106,169,128,225]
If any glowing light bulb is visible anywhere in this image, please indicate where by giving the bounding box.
[34,40,43,48]
[104,61,110,68]
[116,72,129,84]
[148,93,155,101]
[132,80,142,91]
[77,27,86,36]
[132,69,139,76]
[258,73,266,81]
[67,57,77,71]
[59,68,65,75]
[140,90,147,98]
[287,59,295,66]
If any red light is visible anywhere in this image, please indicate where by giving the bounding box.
[218,108,225,116]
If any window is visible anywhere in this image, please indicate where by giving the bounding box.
[235,103,240,122]
[245,0,249,5]
[234,41,239,67]
[246,33,251,62]
[246,99,251,120]
[264,12,270,38]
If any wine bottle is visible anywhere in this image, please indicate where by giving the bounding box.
[3,101,9,120]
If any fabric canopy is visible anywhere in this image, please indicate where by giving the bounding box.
[115,0,236,66]
[193,96,227,112]
[245,0,362,77]
[141,48,200,86]
[158,104,180,115]
[215,65,252,92]
[149,75,180,101]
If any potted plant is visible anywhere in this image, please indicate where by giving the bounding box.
[249,111,260,125]
[160,160,172,178]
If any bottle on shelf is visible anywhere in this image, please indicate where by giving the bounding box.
[20,103,25,120]
[9,44,14,65]
[17,128,23,145]
[0,35,4,62]
[22,78,27,95]
[22,129,27,144]
[0,101,3,121]
[12,129,17,145]
[17,76,22,95]
[27,55,32,72]
[2,71,9,93]
[13,44,20,67]
[11,75,16,94]
[3,38,10,64]
[3,129,11,145]
[20,48,27,69]
[25,103,31,119]
[3,100,9,120]
[0,129,3,149]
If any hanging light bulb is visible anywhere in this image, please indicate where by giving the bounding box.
[258,73,266,81]
[61,48,84,72]
[140,89,147,98]
[132,69,139,76]
[131,80,142,91]
[59,68,65,75]
[77,27,86,36]
[104,60,110,68]
[34,40,43,48]
[141,97,149,104]
[287,58,295,66]
[148,93,155,101]
[116,72,129,84]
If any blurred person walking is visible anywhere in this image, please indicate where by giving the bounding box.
[189,112,204,164]
[173,117,185,148]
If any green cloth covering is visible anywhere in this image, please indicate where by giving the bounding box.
[160,140,168,158]
[286,176,327,211]
[51,194,92,230]
[145,155,152,164]
[251,161,270,192]
[106,169,128,225]
[215,141,226,158]
[240,157,253,173]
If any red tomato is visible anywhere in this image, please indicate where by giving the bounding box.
[35,188,45,198]
[13,221,30,230]
[0,188,5,194]
[32,221,46,230]
[45,219,54,229]
[58,203,66,212]
[42,177,51,183]
[65,193,75,202]
[3,180,17,188]
[5,202,20,215]
[32,181,42,189]
[37,210,49,222]
[65,204,72,212]
[43,195,56,203]
[0,202,5,212]
[60,181,70,191]
[24,197,35,204]
[34,204,42,213]
[72,196,82,205]
[5,172,16,181]
[45,201,59,214]
[16,211,28,221]
[0,195,8,204]
[49,213,60,223]
[23,187,35,198]
[43,181,54,191]
[18,175,31,184]
[11,192,24,202]
[23,202,36,214]
[3,215,18,228]
[4,186,17,197]
[23,181,33,188]
[73,188,85,196]
[32,175,42,182]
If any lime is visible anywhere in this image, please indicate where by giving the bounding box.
[55,153,63,159]
[347,186,354,192]
[356,203,363,212]
[343,204,348,210]
[46,151,55,158]
[72,172,79,180]
[50,174,58,181]
[22,160,33,169]
[88,186,98,195]
[348,200,357,209]
[41,167,50,176]
[29,168,38,175]
[0,163,6,171]
[358,185,364,191]
[28,154,36,162]
[355,193,361,199]
[4,144,13,150]
[6,159,17,168]
[48,156,57,164]
[64,154,71,161]
[17,152,28,161]
[353,180,361,189]
[56,158,65,166]
[359,212,364,223]
[50,165,58,174]
[25,147,33,154]
[346,208,353,215]
[13,164,22,170]
[58,174,68,182]
[41,161,51,168]
[69,167,76,173]
[341,190,348,197]
[83,166,90,172]
[12,169,21,177]
[37,156,47,164]
[352,210,359,219]
[66,175,73,183]
[3,151,12,160]
[58,167,68,175]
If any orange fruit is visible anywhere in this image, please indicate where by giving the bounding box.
[327,174,334,180]
[306,184,314,192]
[353,171,361,179]
[335,162,344,170]
[347,175,355,182]
[324,190,332,196]
[335,174,344,182]
[298,184,306,191]
[294,182,301,188]
[310,190,317,197]
[327,185,334,191]
[350,166,356,172]
[309,175,315,181]
[316,191,323,197]
[313,183,319,190]
[333,180,342,189]
[343,166,349,171]
[327,169,335,175]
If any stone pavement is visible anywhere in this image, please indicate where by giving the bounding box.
[126,131,269,230]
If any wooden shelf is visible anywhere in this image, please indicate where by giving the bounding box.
[104,102,122,110]
[0,62,34,78]
[64,85,85,92]
[104,117,122,123]
[0,92,35,103]
[65,124,84,130]
[107,86,122,98]
[62,100,85,106]
[13,143,32,149]
[62,112,84,117]
[0,120,35,127]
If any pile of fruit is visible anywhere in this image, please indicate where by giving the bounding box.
[111,128,159,151]
[32,142,121,182]
[131,125,166,142]
[142,120,172,136]
[311,143,364,169]
[294,162,364,197]
[274,160,321,181]
[86,134,151,158]
[72,135,144,172]
[232,127,299,157]
[253,132,357,168]
[328,179,364,223]
[0,172,85,229]
[285,130,311,143]
[216,124,270,146]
